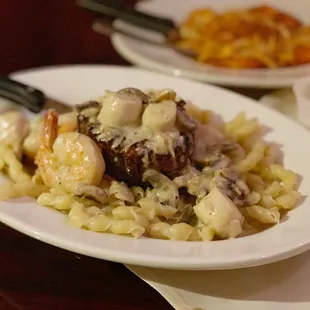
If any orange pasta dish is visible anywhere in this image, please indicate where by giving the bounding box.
[176,5,310,69]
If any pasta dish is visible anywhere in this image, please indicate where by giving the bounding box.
[175,5,310,69]
[0,88,301,241]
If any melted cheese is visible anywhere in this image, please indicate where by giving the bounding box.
[98,125,181,155]
[145,131,181,155]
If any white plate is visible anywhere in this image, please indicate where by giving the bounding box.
[1,65,310,270]
[111,0,310,88]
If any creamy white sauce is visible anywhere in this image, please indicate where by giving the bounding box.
[98,125,181,155]
[93,93,181,156]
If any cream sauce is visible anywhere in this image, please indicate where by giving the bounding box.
[94,93,181,155]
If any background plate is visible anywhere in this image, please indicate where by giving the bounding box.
[112,0,310,88]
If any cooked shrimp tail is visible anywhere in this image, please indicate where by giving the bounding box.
[41,110,58,151]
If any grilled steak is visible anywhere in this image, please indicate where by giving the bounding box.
[76,89,196,186]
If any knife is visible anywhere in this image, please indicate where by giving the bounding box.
[76,0,180,40]
[0,76,71,114]
[92,19,196,58]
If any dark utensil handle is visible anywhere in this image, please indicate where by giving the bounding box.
[0,76,45,113]
[77,0,176,35]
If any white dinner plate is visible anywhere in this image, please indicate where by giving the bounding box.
[111,0,310,88]
[0,65,310,270]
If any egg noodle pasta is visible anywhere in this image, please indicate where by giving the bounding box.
[147,222,198,241]
[0,88,301,241]
[0,144,31,183]
[0,181,48,201]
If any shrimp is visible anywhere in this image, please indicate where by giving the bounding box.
[36,110,105,192]
[23,112,77,160]
[0,111,29,157]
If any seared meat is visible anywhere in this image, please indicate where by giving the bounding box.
[76,91,196,186]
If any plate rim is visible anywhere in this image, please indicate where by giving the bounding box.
[1,206,310,271]
[111,34,292,89]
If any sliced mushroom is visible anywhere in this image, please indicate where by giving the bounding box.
[220,167,240,181]
[210,168,250,207]
[147,89,176,103]
[71,183,109,205]
[176,102,197,133]
[173,165,214,204]
[192,123,225,163]
[204,153,231,170]
[173,165,201,189]
[194,140,242,166]
[169,204,193,224]
[130,186,145,202]
[143,169,179,207]
[109,181,135,203]
[117,87,150,103]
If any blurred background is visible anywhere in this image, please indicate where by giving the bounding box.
[0,0,137,74]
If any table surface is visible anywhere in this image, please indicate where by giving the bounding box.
[0,1,272,309]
